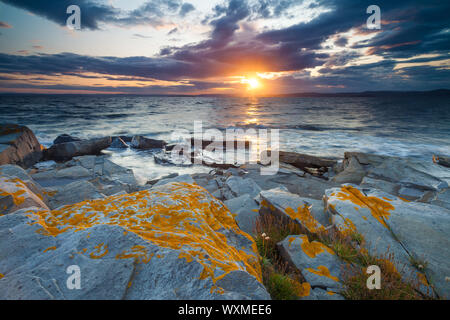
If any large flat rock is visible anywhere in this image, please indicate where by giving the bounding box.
[0,182,269,300]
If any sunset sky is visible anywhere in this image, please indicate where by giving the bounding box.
[0,0,449,95]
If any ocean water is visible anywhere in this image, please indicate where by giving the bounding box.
[1,94,449,183]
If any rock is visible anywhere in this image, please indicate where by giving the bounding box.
[278,235,344,292]
[153,174,195,187]
[110,137,129,149]
[146,173,179,186]
[360,176,399,195]
[430,188,450,210]
[398,186,425,200]
[367,158,448,191]
[224,176,262,200]
[434,155,450,168]
[45,180,105,209]
[53,134,81,145]
[259,188,328,233]
[0,183,269,300]
[0,164,34,182]
[44,137,112,161]
[0,176,49,214]
[325,185,447,297]
[276,151,337,170]
[332,156,366,184]
[130,136,166,149]
[0,124,43,168]
[224,194,259,235]
[309,288,345,300]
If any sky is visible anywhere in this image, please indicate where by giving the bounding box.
[0,0,449,95]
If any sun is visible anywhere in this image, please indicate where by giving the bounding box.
[242,77,261,90]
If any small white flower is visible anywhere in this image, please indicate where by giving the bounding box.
[261,233,266,237]
[265,237,270,240]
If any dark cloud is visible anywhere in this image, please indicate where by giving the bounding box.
[0,0,196,30]
[0,0,449,93]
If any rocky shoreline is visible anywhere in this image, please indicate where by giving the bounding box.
[1,124,449,300]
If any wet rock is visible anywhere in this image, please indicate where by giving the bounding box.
[224,194,259,235]
[110,137,129,149]
[429,188,450,210]
[190,138,250,150]
[278,235,344,292]
[0,183,269,300]
[0,124,43,168]
[130,136,166,149]
[259,188,328,233]
[53,134,81,145]
[360,176,399,195]
[44,137,112,162]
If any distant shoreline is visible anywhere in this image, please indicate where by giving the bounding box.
[0,89,449,98]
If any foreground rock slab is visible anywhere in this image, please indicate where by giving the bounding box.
[0,182,269,300]
[278,235,344,293]
[325,185,448,297]
[0,124,42,168]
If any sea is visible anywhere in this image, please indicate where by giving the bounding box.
[1,94,449,184]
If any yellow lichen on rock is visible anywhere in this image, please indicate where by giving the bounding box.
[26,182,262,284]
[291,280,311,297]
[305,265,339,282]
[298,235,335,258]
[285,205,324,233]
[335,185,395,228]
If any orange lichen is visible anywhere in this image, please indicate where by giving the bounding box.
[305,265,339,282]
[291,280,311,297]
[0,273,4,279]
[26,183,262,286]
[297,235,335,258]
[285,205,324,233]
[335,185,395,228]
[417,272,429,286]
[43,246,57,253]
[116,245,154,264]
[89,243,109,259]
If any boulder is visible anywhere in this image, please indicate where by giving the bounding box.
[53,134,81,145]
[259,188,328,233]
[44,137,112,162]
[130,136,166,150]
[325,185,447,297]
[224,194,259,235]
[0,124,42,168]
[278,235,344,292]
[146,173,179,186]
[0,183,269,300]
[110,137,129,149]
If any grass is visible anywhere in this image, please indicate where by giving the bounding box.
[253,211,434,300]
